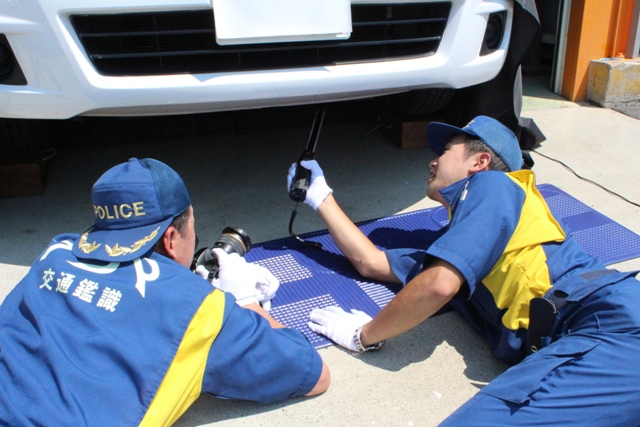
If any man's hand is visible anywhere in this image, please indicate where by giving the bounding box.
[200,249,280,310]
[212,248,259,307]
[195,264,211,281]
[287,160,332,210]
[250,263,280,311]
[308,306,372,352]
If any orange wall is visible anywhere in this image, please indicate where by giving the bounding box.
[561,0,635,101]
[612,0,635,55]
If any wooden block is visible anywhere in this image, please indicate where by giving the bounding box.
[0,149,54,198]
[383,120,431,149]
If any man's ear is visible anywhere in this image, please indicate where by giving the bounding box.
[471,152,492,172]
[156,226,179,261]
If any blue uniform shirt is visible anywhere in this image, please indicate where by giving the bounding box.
[0,234,322,426]
[386,170,605,364]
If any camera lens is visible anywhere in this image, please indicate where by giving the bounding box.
[213,226,252,256]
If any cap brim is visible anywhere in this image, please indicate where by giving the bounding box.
[72,216,174,262]
[426,122,477,155]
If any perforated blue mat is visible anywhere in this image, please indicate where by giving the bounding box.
[245,184,640,348]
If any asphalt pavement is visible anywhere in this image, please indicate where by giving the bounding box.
[1,76,639,426]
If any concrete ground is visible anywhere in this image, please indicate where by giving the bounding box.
[1,76,639,426]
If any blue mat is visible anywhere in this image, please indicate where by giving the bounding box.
[245,184,640,348]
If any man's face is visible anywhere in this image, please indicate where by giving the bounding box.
[174,206,197,268]
[427,135,478,205]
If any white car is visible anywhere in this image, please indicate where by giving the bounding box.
[0,0,513,149]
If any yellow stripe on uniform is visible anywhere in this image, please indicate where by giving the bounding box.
[139,289,226,427]
[482,171,566,331]
[503,171,565,253]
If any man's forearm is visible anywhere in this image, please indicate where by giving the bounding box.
[360,260,463,346]
[305,362,331,396]
[317,195,399,283]
[244,302,285,328]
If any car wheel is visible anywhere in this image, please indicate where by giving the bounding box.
[0,119,45,151]
[376,88,456,118]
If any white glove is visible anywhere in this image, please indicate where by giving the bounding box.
[287,160,333,210]
[250,263,280,311]
[212,248,259,307]
[308,306,372,352]
[195,265,212,281]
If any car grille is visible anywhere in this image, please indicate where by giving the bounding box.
[70,2,451,76]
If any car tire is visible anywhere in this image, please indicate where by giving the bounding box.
[0,119,46,151]
[376,88,456,118]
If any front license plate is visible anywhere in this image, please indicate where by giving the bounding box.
[213,0,352,45]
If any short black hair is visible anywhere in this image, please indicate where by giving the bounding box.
[152,207,191,254]
[463,137,509,172]
[170,208,190,234]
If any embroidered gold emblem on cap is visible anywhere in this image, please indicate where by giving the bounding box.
[78,230,101,254]
[104,227,160,257]
[77,227,160,257]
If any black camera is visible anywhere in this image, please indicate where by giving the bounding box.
[191,226,252,280]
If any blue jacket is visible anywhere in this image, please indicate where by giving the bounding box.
[0,234,322,426]
[386,170,605,364]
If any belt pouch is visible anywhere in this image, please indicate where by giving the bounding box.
[527,297,557,354]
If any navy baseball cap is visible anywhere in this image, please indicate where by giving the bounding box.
[72,158,191,262]
[426,115,523,172]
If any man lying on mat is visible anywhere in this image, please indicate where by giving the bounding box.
[0,158,329,427]
[287,115,640,427]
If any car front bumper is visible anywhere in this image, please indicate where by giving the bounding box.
[0,0,513,119]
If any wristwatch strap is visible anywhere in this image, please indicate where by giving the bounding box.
[353,324,385,353]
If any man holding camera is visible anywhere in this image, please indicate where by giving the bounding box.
[290,115,640,426]
[0,158,329,426]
